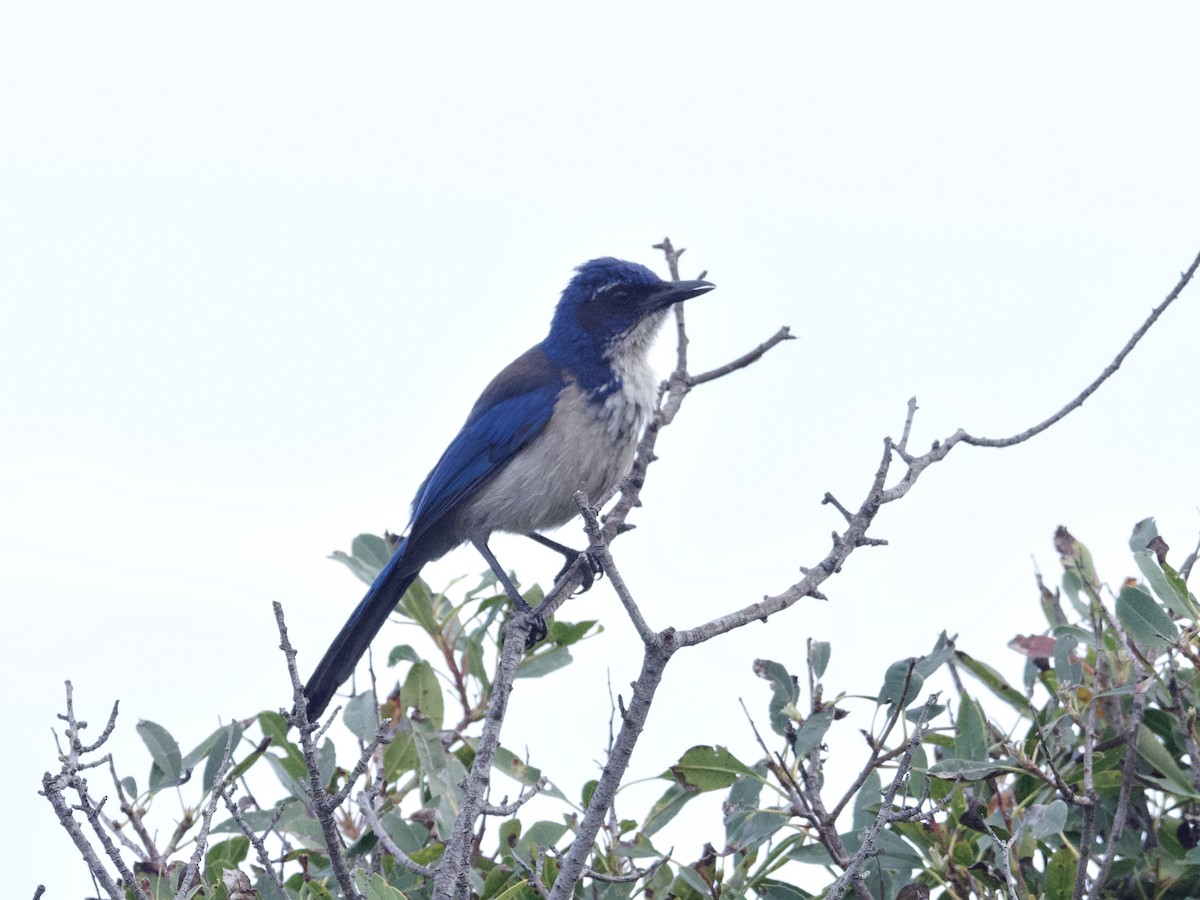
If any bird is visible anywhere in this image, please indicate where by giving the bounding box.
[300,257,715,719]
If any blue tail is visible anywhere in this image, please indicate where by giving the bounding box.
[300,540,422,720]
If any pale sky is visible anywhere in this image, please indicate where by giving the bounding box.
[3,4,1199,896]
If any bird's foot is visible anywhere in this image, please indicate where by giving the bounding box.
[555,549,604,594]
[525,533,604,594]
[509,599,549,649]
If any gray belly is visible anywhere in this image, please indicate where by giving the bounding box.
[454,384,644,537]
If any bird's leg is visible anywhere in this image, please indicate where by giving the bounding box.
[469,536,548,646]
[524,532,603,593]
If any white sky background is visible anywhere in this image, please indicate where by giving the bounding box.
[3,3,1199,895]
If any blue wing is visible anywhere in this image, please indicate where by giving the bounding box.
[406,345,565,538]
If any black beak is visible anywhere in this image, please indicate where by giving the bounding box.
[650,278,716,309]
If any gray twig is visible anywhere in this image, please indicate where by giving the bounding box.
[482,776,549,816]
[1085,659,1150,900]
[218,787,287,894]
[576,493,656,644]
[582,850,673,884]
[275,602,363,900]
[827,694,941,900]
[357,792,437,878]
[174,726,237,900]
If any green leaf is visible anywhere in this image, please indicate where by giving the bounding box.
[581,780,598,808]
[384,723,418,780]
[547,619,600,646]
[668,746,756,792]
[853,768,881,830]
[1043,845,1076,900]
[914,631,954,678]
[675,866,711,896]
[329,533,395,585]
[643,783,693,837]
[1023,799,1068,840]
[343,690,382,741]
[202,724,242,793]
[877,658,923,714]
[1137,728,1196,794]
[1061,568,1088,617]
[259,710,306,775]
[1051,623,1096,647]
[353,533,394,570]
[1134,550,1197,620]
[368,872,410,900]
[793,708,835,757]
[954,695,986,762]
[516,645,573,679]
[906,703,944,723]
[1053,635,1082,688]
[810,642,831,679]
[138,720,183,792]
[388,644,421,667]
[400,660,445,729]
[725,770,782,852]
[760,881,815,900]
[1129,517,1159,552]
[412,722,468,838]
[399,578,441,637]
[182,724,235,771]
[204,836,249,889]
[753,659,799,738]
[520,820,568,854]
[955,651,1033,712]
[1116,583,1178,650]
[491,746,566,800]
[788,840,837,866]
[926,758,1017,780]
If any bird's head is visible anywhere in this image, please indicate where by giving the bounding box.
[544,258,714,379]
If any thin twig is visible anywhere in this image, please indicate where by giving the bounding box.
[1086,660,1150,900]
[276,602,362,900]
[357,792,436,878]
[689,327,794,386]
[330,718,394,807]
[482,776,549,816]
[218,788,287,894]
[174,726,237,900]
[959,247,1200,449]
[583,851,673,884]
[827,694,941,900]
[576,493,656,644]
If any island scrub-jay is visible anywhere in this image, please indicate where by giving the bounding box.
[302,258,715,718]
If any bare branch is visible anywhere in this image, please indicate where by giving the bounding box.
[689,326,794,386]
[275,602,362,900]
[482,776,549,816]
[548,641,675,900]
[435,614,536,900]
[218,787,287,894]
[958,246,1200,449]
[357,792,437,878]
[329,718,395,808]
[583,850,673,884]
[576,492,656,644]
[174,727,236,900]
[827,694,941,900]
[1086,661,1150,900]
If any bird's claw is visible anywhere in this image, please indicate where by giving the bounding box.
[556,550,604,594]
[524,611,548,649]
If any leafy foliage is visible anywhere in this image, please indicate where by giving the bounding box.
[43,521,1200,899]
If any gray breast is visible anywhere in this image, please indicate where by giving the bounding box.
[457,382,649,538]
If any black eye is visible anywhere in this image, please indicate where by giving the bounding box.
[608,289,630,304]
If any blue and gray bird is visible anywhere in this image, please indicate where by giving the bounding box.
[301,258,715,718]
